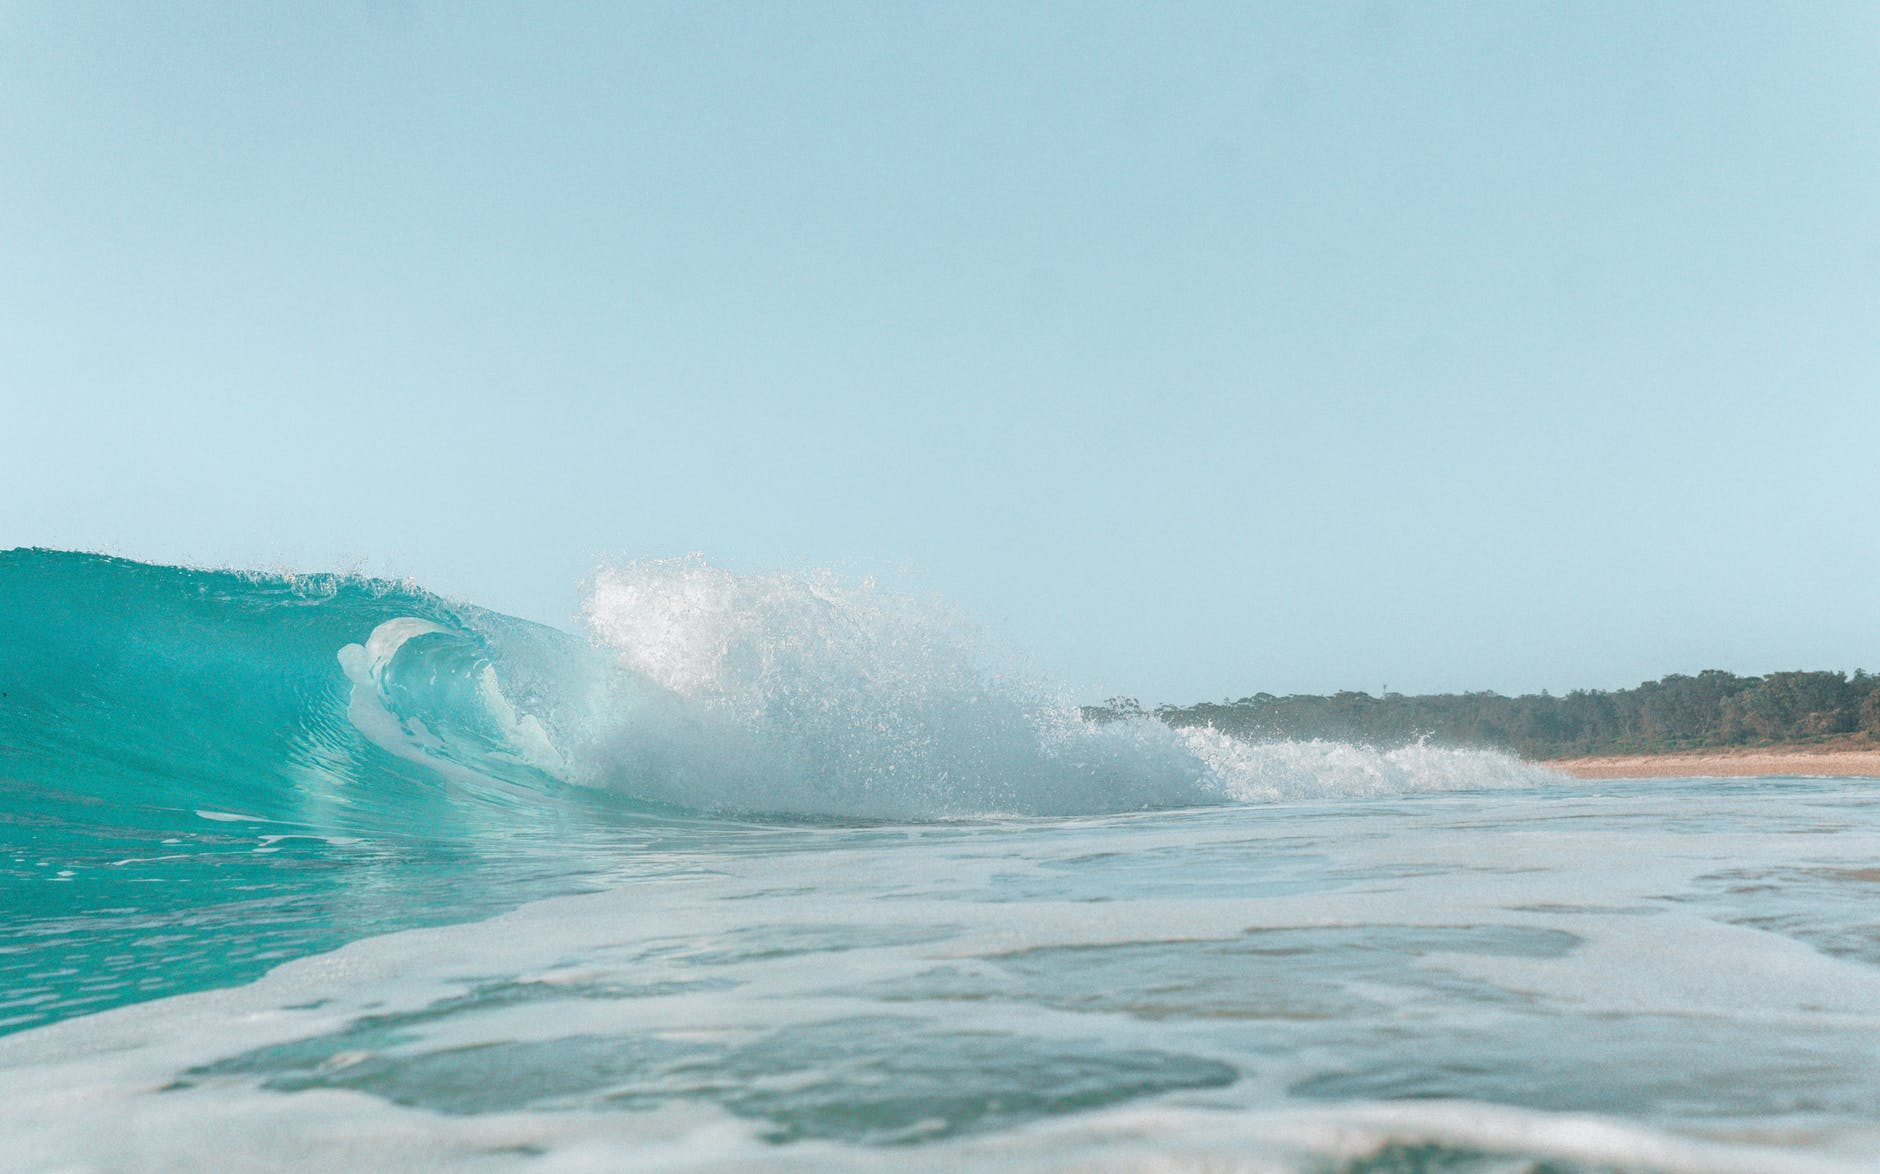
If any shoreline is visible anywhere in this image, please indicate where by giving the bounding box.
[1544,746,1880,779]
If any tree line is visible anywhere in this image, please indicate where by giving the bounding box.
[1085,669,1880,758]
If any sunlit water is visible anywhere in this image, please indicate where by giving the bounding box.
[3,551,1877,1171]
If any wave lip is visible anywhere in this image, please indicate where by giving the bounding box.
[336,616,570,804]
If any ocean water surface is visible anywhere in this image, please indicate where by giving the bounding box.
[2,549,1877,1171]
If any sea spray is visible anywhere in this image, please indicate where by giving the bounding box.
[569,556,1218,817]
[566,555,1560,817]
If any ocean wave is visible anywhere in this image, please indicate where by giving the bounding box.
[0,549,1560,826]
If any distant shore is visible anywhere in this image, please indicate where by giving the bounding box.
[1544,746,1880,779]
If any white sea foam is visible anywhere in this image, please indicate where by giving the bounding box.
[1181,727,1564,801]
[5,781,1879,1171]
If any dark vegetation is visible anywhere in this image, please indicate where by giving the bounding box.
[1085,670,1880,759]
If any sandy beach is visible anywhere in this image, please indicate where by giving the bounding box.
[1546,746,1880,779]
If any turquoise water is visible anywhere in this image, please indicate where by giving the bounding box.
[3,550,1878,1171]
[0,550,618,1032]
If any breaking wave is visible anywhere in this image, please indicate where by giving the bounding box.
[0,549,1561,826]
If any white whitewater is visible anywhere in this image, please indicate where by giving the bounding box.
[564,556,1559,818]
[4,777,1878,1171]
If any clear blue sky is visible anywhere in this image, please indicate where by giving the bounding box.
[4,2,1877,703]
